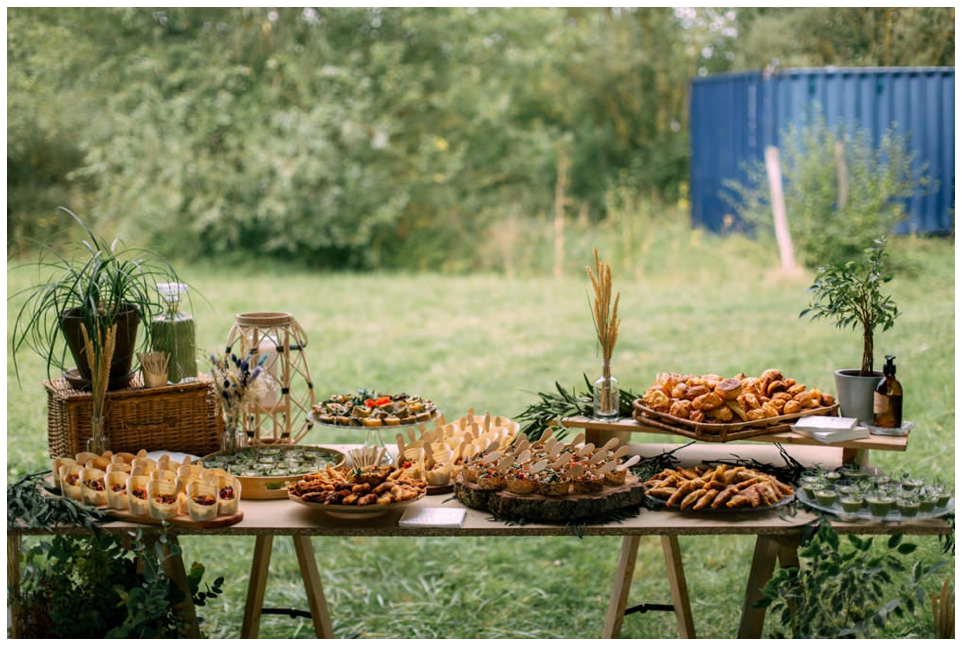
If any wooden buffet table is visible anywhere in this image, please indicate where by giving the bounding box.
[8,428,950,639]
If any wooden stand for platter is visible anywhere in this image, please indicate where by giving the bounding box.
[453,474,646,523]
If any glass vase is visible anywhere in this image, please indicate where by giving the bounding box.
[593,362,620,420]
[87,414,109,454]
[221,413,242,453]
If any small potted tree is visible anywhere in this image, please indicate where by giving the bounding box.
[10,207,180,391]
[800,238,899,423]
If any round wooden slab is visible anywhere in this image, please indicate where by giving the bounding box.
[453,473,646,523]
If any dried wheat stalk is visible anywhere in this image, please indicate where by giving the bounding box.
[81,322,118,452]
[587,248,621,412]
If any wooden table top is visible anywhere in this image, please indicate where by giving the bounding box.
[11,443,949,540]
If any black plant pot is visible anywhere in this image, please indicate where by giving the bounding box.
[59,305,140,391]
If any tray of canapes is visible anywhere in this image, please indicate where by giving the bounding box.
[309,390,441,428]
[287,464,428,518]
[52,450,243,528]
[640,464,794,512]
[391,409,520,494]
[795,468,954,521]
[633,369,839,442]
[201,445,345,499]
[452,428,647,522]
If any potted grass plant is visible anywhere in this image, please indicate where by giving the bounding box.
[10,207,180,392]
[800,238,899,423]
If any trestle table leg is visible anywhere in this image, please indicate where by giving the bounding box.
[241,535,274,638]
[603,535,641,638]
[661,535,696,638]
[292,536,335,638]
[737,534,801,638]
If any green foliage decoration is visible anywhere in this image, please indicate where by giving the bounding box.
[8,207,180,385]
[725,109,931,269]
[755,518,948,638]
[8,471,223,639]
[800,237,899,375]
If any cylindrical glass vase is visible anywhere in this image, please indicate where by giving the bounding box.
[593,363,620,420]
[221,414,242,454]
[87,415,109,454]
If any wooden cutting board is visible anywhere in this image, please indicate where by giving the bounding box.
[103,507,244,529]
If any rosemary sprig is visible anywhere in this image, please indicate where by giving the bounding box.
[7,470,109,531]
[515,374,639,441]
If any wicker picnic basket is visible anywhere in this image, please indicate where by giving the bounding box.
[45,373,224,458]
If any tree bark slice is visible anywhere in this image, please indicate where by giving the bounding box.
[454,474,646,523]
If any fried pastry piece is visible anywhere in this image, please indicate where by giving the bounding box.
[646,487,677,500]
[666,480,697,506]
[692,489,719,510]
[680,488,708,510]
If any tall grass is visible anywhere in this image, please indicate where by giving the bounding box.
[6,214,954,638]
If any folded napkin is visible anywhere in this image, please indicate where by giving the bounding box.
[398,507,466,529]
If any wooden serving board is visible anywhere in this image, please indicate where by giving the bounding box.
[103,507,244,529]
[454,474,646,523]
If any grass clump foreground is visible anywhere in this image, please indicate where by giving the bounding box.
[6,233,955,638]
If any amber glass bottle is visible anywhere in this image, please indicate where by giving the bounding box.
[872,355,903,428]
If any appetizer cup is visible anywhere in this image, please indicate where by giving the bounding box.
[424,464,452,487]
[215,475,241,516]
[147,479,180,520]
[151,468,178,484]
[127,475,151,515]
[105,470,130,510]
[186,481,219,522]
[59,463,83,501]
[505,471,538,494]
[131,457,157,474]
[866,495,894,518]
[105,461,132,475]
[80,467,108,506]
[813,488,838,507]
[52,457,77,487]
[176,475,201,514]
[202,468,230,483]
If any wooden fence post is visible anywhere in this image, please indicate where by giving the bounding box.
[764,146,800,276]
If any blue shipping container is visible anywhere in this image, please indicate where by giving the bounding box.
[689,67,955,235]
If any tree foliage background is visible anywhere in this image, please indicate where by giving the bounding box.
[7,7,955,270]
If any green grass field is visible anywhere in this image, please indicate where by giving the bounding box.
[6,228,955,638]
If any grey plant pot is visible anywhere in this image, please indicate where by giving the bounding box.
[834,369,883,424]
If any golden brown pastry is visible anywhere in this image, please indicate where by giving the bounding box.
[705,405,734,422]
[669,399,693,420]
[692,391,724,411]
[782,400,803,415]
[715,377,743,400]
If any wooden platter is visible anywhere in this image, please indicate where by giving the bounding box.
[632,399,839,442]
[103,507,244,529]
[453,473,646,523]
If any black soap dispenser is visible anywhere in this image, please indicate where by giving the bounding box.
[873,355,903,429]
